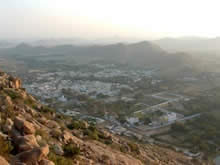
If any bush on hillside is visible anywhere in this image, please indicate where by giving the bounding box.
[48,152,73,165]
[67,120,87,130]
[0,136,13,158]
[63,143,80,158]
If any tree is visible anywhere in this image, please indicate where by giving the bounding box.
[171,122,187,132]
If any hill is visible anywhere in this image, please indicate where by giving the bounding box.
[154,37,220,54]
[0,71,208,164]
[0,41,190,69]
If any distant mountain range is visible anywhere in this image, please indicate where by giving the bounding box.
[2,36,220,54]
[0,40,17,48]
[0,41,190,68]
[154,37,220,54]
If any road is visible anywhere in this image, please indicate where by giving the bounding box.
[134,92,190,114]
[134,99,178,114]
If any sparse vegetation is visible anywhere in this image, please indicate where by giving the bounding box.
[4,89,21,100]
[127,142,140,154]
[24,96,36,107]
[0,136,13,159]
[67,120,87,130]
[35,129,50,141]
[171,122,187,132]
[83,128,99,140]
[48,152,73,165]
[63,143,80,158]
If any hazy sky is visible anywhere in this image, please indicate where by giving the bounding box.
[1,0,220,40]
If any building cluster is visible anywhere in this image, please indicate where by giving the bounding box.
[24,64,158,101]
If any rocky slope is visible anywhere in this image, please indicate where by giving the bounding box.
[0,71,211,165]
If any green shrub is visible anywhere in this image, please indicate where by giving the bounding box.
[48,152,73,165]
[35,129,50,141]
[41,106,54,113]
[51,130,62,140]
[88,125,96,132]
[0,136,13,158]
[24,97,35,107]
[97,131,113,145]
[171,122,187,132]
[127,142,140,154]
[120,145,128,153]
[83,129,99,140]
[38,106,55,119]
[67,120,87,130]
[104,139,113,145]
[4,89,21,100]
[63,144,80,158]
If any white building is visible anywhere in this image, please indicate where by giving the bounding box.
[167,112,177,122]
[126,117,139,125]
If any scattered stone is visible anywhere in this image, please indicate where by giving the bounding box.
[39,159,55,165]
[36,135,42,142]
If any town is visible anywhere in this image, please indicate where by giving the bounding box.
[18,63,201,146]
[4,56,219,161]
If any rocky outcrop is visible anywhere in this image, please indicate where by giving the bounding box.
[14,135,39,152]
[8,76,21,89]
[62,130,83,144]
[0,71,21,89]
[8,115,52,165]
[83,141,143,165]
[46,120,60,129]
[14,145,49,165]
[0,156,9,165]
[2,118,13,133]
[14,116,36,135]
[52,144,64,156]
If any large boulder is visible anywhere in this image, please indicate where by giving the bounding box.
[4,96,13,107]
[6,118,14,126]
[14,135,39,152]
[37,116,48,125]
[52,144,64,156]
[2,118,14,133]
[2,124,12,134]
[62,130,82,145]
[14,145,49,165]
[14,117,35,135]
[0,156,9,165]
[39,159,55,165]
[8,76,21,89]
[46,120,60,129]
[24,106,37,117]
[50,128,62,139]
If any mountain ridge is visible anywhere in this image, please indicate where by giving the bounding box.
[154,37,220,53]
[0,41,190,69]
